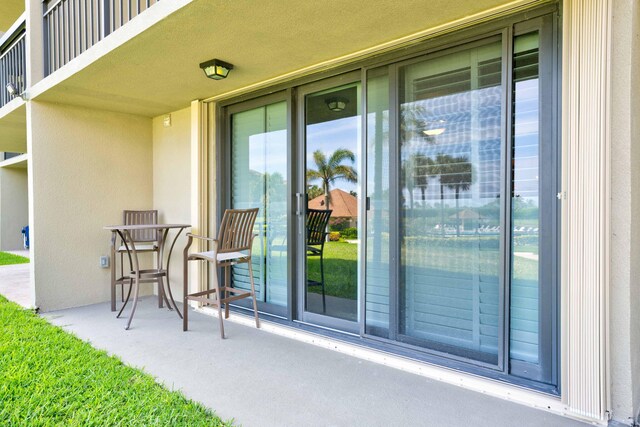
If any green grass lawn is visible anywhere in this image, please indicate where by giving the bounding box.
[307,238,538,299]
[308,241,358,299]
[0,296,230,426]
[0,252,29,266]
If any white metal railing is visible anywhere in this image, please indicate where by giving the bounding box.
[43,0,160,75]
[0,26,27,108]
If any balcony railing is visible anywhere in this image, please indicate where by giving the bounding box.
[0,25,27,109]
[4,152,22,160]
[43,0,160,75]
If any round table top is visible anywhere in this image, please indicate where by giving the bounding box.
[104,224,191,231]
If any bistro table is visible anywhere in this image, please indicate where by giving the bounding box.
[104,223,190,330]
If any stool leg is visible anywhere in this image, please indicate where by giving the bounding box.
[213,268,225,339]
[224,265,230,319]
[159,276,173,311]
[116,279,133,318]
[320,252,326,313]
[125,275,141,330]
[183,257,189,332]
[120,252,125,302]
[110,247,116,311]
[163,274,182,318]
[158,281,164,308]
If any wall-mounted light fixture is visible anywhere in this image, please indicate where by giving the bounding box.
[6,83,19,98]
[325,97,349,112]
[199,59,234,80]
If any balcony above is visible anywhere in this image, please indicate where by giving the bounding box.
[0,17,26,110]
[43,0,161,75]
[0,152,28,169]
[0,1,25,33]
[0,11,27,153]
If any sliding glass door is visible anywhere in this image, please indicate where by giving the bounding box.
[365,38,504,365]
[364,15,558,387]
[221,10,558,391]
[398,40,503,365]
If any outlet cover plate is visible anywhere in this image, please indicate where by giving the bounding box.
[100,256,110,268]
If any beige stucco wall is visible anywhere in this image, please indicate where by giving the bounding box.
[631,3,640,420]
[609,0,640,423]
[0,166,28,250]
[28,101,153,311]
[152,106,191,301]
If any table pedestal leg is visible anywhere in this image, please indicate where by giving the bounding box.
[116,279,133,318]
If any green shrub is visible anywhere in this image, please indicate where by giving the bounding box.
[329,218,349,231]
[341,227,358,239]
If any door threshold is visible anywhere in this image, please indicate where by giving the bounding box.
[292,319,360,337]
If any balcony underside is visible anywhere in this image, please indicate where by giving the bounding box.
[0,102,26,153]
[0,1,24,33]
[31,0,528,117]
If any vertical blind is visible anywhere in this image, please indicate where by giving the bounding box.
[230,102,288,306]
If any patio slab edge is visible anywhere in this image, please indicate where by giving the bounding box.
[195,305,603,426]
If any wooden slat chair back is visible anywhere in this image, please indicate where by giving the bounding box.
[217,208,259,254]
[183,207,260,338]
[305,208,332,312]
[124,210,159,242]
[307,209,332,246]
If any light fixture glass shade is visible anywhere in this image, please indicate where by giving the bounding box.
[199,59,234,80]
[423,119,447,136]
[423,127,446,136]
[325,97,349,112]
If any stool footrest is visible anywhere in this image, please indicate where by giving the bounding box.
[186,296,219,306]
[127,269,167,280]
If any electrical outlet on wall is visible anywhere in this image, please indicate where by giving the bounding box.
[100,256,109,268]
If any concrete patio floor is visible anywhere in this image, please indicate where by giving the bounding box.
[43,298,589,427]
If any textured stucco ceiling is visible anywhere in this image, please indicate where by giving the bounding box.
[34,0,518,117]
[0,103,26,153]
[0,1,24,33]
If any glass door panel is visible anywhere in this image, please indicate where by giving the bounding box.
[301,80,361,326]
[510,32,540,371]
[398,40,503,364]
[230,100,288,308]
[365,67,391,338]
[509,24,556,385]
